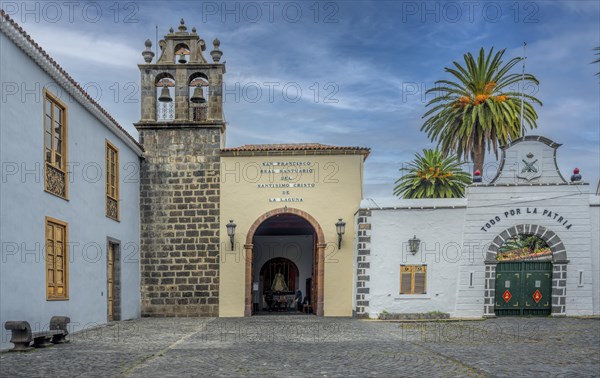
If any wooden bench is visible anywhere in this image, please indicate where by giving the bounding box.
[4,316,70,352]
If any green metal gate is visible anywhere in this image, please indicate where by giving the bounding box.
[495,261,552,316]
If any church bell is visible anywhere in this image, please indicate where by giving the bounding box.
[158,84,172,102]
[178,53,187,64]
[190,86,206,103]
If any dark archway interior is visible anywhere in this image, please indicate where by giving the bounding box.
[254,214,315,236]
[252,214,316,314]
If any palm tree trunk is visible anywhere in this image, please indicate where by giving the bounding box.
[473,141,485,174]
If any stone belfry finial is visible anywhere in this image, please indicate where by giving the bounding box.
[210,39,223,63]
[142,39,155,63]
[178,18,187,32]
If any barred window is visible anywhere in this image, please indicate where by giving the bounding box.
[46,217,68,300]
[400,265,427,294]
[105,141,119,221]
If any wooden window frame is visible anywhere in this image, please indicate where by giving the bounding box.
[43,89,69,199]
[399,265,427,295]
[45,216,69,300]
[105,140,120,221]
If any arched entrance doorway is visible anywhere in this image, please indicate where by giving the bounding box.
[244,207,325,316]
[484,224,568,316]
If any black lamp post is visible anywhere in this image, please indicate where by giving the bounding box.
[408,235,421,255]
[226,220,236,250]
[335,218,346,249]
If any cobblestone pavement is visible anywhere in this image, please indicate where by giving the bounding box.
[1,316,598,377]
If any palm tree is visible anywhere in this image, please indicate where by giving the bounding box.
[394,149,472,199]
[421,47,542,174]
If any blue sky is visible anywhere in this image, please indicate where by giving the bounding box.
[7,0,599,196]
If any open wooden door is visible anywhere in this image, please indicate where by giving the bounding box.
[107,242,116,321]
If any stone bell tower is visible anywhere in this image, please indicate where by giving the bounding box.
[135,19,225,317]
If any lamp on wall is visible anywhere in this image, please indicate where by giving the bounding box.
[408,235,421,255]
[226,220,236,250]
[335,218,346,249]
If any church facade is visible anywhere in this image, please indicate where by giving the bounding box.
[1,14,599,349]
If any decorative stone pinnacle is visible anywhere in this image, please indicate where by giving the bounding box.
[178,18,187,32]
[169,27,174,33]
[142,39,155,63]
[192,27,197,33]
[210,38,223,63]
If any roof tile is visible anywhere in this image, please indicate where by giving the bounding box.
[222,143,370,154]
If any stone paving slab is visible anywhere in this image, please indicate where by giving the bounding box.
[0,316,598,377]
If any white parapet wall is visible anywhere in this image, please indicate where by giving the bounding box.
[355,198,467,318]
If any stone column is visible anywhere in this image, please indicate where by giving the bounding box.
[141,70,156,121]
[316,243,326,316]
[551,262,568,316]
[175,67,189,121]
[244,244,253,317]
[483,263,497,317]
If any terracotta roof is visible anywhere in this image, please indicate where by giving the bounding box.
[0,10,144,153]
[222,143,370,155]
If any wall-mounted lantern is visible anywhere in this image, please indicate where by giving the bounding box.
[335,218,346,249]
[408,235,421,255]
[226,220,236,250]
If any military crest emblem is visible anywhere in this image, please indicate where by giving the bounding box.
[517,152,542,181]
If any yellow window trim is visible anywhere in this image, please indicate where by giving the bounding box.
[399,264,427,295]
[45,216,69,301]
[105,139,120,221]
[43,89,69,200]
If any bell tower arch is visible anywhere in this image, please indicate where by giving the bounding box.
[135,19,226,317]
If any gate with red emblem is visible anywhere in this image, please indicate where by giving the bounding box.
[495,261,552,316]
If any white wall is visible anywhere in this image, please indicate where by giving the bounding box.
[458,184,594,317]
[590,197,600,315]
[360,185,598,318]
[364,201,467,318]
[0,32,141,349]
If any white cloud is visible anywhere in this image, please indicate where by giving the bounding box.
[22,24,140,68]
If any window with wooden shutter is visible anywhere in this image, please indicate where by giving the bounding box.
[105,141,119,221]
[46,217,68,300]
[399,265,427,294]
[43,90,68,199]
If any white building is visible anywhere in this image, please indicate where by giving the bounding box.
[1,11,598,352]
[356,136,600,318]
[0,12,143,349]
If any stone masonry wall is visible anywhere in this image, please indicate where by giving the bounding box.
[139,127,221,316]
[355,209,371,318]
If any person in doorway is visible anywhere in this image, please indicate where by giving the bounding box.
[295,289,302,311]
[265,290,273,311]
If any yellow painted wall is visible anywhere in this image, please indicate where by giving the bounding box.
[219,153,365,317]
